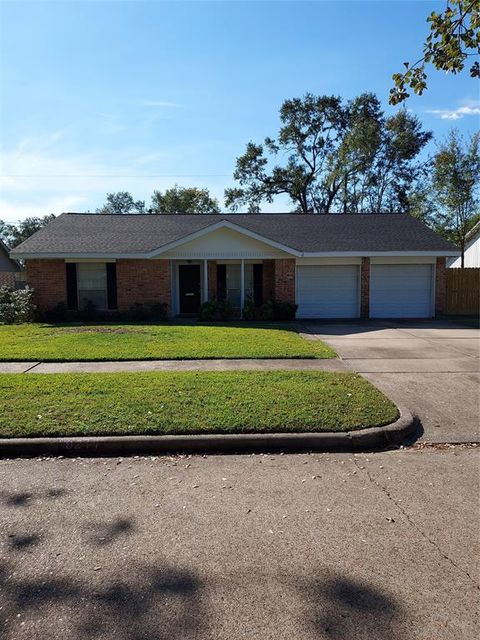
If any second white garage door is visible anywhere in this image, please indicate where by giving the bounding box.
[296,265,359,318]
[370,264,433,318]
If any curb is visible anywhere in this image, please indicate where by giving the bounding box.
[0,407,416,457]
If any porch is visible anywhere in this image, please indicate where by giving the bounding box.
[170,259,276,316]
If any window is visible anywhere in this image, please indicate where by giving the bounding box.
[77,263,107,310]
[220,263,256,308]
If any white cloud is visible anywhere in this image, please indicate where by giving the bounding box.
[426,102,480,120]
[0,134,227,223]
[139,100,183,108]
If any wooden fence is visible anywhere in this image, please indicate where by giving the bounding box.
[446,268,480,315]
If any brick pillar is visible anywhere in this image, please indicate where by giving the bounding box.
[262,260,275,302]
[207,260,217,300]
[435,257,446,316]
[360,257,370,319]
[116,259,171,314]
[25,259,67,311]
[274,258,296,302]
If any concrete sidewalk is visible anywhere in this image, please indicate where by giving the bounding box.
[0,358,349,374]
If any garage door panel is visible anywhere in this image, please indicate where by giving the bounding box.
[370,264,433,318]
[297,265,359,319]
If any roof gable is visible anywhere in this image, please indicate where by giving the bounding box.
[154,220,298,258]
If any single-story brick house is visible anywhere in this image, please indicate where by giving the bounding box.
[10,212,459,319]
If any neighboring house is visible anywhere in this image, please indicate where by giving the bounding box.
[10,213,459,319]
[448,221,480,268]
[0,239,23,288]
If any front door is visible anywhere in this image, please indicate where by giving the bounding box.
[178,264,201,314]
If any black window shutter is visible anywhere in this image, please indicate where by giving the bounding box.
[253,264,263,307]
[66,263,78,310]
[217,264,226,301]
[106,263,117,310]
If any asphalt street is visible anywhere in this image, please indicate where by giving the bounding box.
[1,447,478,640]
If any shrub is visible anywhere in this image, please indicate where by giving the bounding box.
[273,300,298,321]
[199,299,218,321]
[77,300,98,322]
[242,297,256,321]
[41,301,69,323]
[150,302,168,321]
[199,298,235,321]
[259,300,275,321]
[0,285,36,324]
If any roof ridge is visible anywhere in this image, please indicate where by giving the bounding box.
[64,211,408,217]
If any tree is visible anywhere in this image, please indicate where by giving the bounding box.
[430,130,480,267]
[96,192,145,215]
[0,214,56,248]
[390,0,480,105]
[225,93,431,213]
[151,185,220,213]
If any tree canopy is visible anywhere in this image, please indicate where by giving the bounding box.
[151,185,220,214]
[0,215,56,249]
[225,93,432,213]
[390,0,480,105]
[96,192,146,215]
[411,130,480,265]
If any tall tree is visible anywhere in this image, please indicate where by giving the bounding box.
[151,185,220,213]
[430,130,480,267]
[390,0,480,104]
[225,93,431,213]
[0,214,56,248]
[96,192,145,215]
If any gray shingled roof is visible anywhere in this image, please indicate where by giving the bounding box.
[10,212,459,256]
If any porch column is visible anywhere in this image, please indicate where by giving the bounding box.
[240,259,245,316]
[203,259,208,303]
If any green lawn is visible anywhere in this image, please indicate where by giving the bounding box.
[0,323,335,361]
[0,371,397,438]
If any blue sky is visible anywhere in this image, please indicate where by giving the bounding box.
[0,0,478,222]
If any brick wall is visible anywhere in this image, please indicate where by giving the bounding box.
[25,259,67,310]
[435,257,446,316]
[274,258,296,302]
[0,272,17,288]
[360,257,370,319]
[116,259,171,313]
[207,260,217,300]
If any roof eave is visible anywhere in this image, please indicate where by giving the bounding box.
[12,249,462,260]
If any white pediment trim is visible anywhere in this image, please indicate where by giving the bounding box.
[147,220,301,258]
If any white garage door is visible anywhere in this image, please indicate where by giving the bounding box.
[370,264,433,318]
[296,265,359,318]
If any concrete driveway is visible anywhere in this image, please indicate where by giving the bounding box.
[303,320,480,443]
[0,449,478,640]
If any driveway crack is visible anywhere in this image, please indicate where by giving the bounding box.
[352,458,479,590]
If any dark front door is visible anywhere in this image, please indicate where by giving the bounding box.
[179,264,201,314]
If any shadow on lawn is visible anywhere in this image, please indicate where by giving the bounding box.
[36,319,301,332]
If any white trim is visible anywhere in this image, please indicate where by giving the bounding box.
[297,257,362,265]
[240,259,245,316]
[65,258,116,263]
[13,249,461,260]
[148,220,301,258]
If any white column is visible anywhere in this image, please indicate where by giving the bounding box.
[203,259,208,303]
[240,259,245,316]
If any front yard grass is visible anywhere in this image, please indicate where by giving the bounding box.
[0,371,397,438]
[0,323,335,361]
